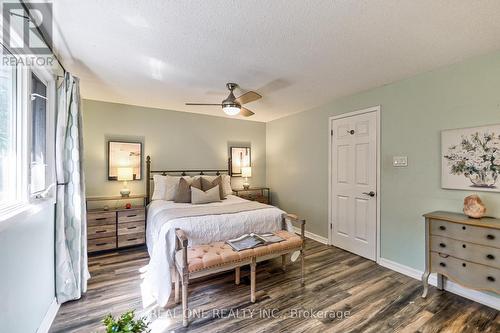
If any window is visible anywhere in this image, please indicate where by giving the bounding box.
[0,50,18,206]
[30,73,47,194]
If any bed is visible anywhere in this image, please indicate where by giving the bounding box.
[142,156,293,306]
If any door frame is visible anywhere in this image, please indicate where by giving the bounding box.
[328,105,381,262]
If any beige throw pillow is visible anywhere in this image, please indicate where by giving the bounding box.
[191,185,221,204]
[201,176,224,199]
[174,177,201,203]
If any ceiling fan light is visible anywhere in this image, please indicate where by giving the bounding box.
[222,104,240,116]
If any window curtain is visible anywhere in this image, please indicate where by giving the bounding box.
[55,72,89,303]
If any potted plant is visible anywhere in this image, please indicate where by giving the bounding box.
[103,310,150,333]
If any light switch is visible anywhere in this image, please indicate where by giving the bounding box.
[393,156,408,167]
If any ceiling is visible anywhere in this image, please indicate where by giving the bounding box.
[52,1,500,122]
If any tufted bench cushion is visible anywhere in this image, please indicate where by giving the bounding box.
[175,230,303,273]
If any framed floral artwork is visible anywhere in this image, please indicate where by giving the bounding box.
[441,124,500,192]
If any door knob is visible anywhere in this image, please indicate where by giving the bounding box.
[362,191,376,197]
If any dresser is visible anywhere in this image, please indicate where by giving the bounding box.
[86,195,147,253]
[233,187,270,204]
[422,211,500,297]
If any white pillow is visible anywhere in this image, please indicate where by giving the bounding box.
[151,175,191,201]
[151,175,167,201]
[221,175,233,197]
[191,185,221,204]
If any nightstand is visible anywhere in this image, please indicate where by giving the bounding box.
[86,195,147,253]
[233,187,270,204]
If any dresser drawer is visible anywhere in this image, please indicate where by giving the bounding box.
[118,221,145,236]
[87,211,116,226]
[118,209,145,223]
[430,252,500,294]
[431,235,500,269]
[118,233,145,248]
[88,224,116,240]
[88,236,116,253]
[430,219,500,248]
[239,193,268,203]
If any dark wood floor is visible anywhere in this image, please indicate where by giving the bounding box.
[50,239,499,333]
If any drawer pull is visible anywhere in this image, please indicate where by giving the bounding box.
[486,254,495,260]
[95,217,107,221]
[486,234,495,240]
[462,226,466,230]
[439,243,446,248]
[127,226,137,230]
[96,230,106,234]
[462,263,466,267]
[487,276,495,282]
[126,214,137,218]
[96,242,108,246]
[439,226,446,231]
[462,244,467,249]
[127,238,138,241]
[439,262,446,267]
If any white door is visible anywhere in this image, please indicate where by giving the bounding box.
[330,110,378,260]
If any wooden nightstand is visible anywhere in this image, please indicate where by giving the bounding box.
[86,195,147,253]
[233,187,270,204]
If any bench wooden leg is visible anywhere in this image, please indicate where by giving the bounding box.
[300,249,305,286]
[174,270,180,304]
[281,254,287,272]
[182,278,189,327]
[235,266,240,285]
[250,257,256,303]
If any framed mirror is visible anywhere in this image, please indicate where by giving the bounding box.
[230,147,251,176]
[108,141,142,180]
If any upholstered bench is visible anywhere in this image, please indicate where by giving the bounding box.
[173,214,305,327]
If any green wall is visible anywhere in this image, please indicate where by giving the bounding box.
[82,100,267,198]
[266,51,500,271]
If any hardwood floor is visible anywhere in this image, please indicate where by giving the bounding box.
[50,240,499,333]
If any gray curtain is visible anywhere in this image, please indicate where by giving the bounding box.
[55,72,89,303]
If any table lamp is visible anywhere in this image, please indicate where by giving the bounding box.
[241,166,252,190]
[117,167,133,197]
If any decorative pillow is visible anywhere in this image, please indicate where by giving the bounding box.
[191,185,221,204]
[174,177,201,203]
[201,176,224,199]
[221,175,233,197]
[164,175,191,201]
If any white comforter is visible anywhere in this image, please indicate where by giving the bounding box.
[143,195,290,306]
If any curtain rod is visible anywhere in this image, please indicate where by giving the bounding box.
[17,1,67,74]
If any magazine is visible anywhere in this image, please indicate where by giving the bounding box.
[226,232,284,251]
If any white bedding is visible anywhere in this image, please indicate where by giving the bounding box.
[143,195,290,306]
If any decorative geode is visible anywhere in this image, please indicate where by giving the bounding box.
[463,194,486,219]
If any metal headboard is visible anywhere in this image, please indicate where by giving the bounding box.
[145,155,230,204]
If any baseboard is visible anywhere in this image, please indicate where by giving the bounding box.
[36,297,60,333]
[292,226,329,244]
[378,257,499,310]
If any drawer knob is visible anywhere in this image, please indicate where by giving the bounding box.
[127,238,138,241]
[95,217,106,221]
[96,243,107,246]
[127,214,137,218]
[439,226,446,231]
[462,244,467,249]
[487,276,495,282]
[439,262,446,267]
[462,226,466,230]
[487,254,495,260]
[462,263,466,267]
[127,226,137,230]
[486,234,495,240]
[96,230,106,234]
[439,243,446,248]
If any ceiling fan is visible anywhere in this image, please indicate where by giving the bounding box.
[186,83,261,117]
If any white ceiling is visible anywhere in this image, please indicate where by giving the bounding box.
[52,1,500,122]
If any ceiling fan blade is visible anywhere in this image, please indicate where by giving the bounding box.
[240,107,255,117]
[235,91,261,105]
[185,103,222,106]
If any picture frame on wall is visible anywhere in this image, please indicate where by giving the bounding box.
[108,141,143,181]
[441,124,500,192]
[230,147,251,176]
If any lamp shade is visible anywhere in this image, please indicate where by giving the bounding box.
[241,166,252,178]
[117,167,134,181]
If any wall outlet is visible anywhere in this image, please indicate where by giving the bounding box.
[393,156,408,167]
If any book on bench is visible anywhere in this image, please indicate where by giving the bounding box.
[226,233,284,252]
